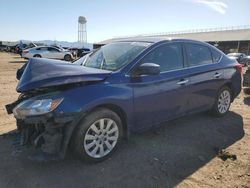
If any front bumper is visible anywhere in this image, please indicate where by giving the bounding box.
[16,114,75,158]
[6,100,78,160]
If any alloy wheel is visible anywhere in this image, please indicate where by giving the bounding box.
[218,90,231,114]
[83,118,119,158]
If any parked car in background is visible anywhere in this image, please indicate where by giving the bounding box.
[6,44,18,53]
[0,44,7,51]
[68,47,91,58]
[22,46,73,61]
[247,55,250,66]
[6,38,242,162]
[243,63,250,94]
[16,42,37,55]
[227,53,249,66]
[68,47,78,57]
[78,47,91,57]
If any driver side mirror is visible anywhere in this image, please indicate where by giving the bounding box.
[134,63,160,76]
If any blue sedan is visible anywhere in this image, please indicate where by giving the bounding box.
[7,38,242,162]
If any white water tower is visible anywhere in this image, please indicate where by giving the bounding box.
[78,16,87,43]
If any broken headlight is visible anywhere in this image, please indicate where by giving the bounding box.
[13,98,63,119]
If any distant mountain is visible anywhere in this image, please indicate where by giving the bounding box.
[36,40,93,49]
[1,40,93,49]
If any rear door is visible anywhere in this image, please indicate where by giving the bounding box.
[184,42,224,113]
[131,42,190,130]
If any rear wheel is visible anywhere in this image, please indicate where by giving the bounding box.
[211,86,231,117]
[72,108,123,162]
[33,54,41,58]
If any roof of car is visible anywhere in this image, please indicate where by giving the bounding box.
[113,37,205,44]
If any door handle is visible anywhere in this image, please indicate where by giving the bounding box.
[177,79,189,85]
[214,72,222,78]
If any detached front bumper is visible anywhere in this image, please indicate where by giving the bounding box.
[17,116,68,153]
[6,101,78,161]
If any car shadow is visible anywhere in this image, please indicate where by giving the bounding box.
[0,112,244,188]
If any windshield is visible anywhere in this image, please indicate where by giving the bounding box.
[83,42,151,71]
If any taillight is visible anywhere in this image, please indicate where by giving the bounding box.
[235,64,242,74]
[23,50,28,54]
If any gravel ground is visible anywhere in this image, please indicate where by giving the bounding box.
[0,52,249,188]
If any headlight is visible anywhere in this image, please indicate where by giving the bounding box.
[13,98,63,119]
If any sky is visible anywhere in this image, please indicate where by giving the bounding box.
[0,0,249,43]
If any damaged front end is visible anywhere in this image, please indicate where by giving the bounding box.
[17,117,64,157]
[6,92,76,161]
[6,58,111,161]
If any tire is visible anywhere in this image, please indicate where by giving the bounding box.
[33,54,41,58]
[211,86,232,117]
[64,54,72,61]
[72,108,123,162]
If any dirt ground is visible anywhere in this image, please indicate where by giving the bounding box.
[0,52,249,188]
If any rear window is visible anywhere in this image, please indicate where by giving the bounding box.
[186,44,213,67]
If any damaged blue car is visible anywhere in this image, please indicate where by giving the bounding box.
[6,38,242,162]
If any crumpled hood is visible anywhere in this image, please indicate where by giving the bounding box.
[17,58,112,92]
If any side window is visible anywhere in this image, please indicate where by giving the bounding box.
[140,43,184,72]
[186,44,213,66]
[40,47,48,51]
[48,47,59,52]
[211,48,222,63]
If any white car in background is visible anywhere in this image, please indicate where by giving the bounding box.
[22,46,73,61]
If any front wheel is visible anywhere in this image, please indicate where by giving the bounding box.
[211,86,231,117]
[72,108,123,162]
[64,54,72,61]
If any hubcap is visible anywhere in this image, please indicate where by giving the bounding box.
[84,118,119,158]
[218,90,231,114]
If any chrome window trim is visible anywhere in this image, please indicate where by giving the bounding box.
[126,41,222,77]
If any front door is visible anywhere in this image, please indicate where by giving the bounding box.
[131,42,190,130]
[47,47,62,59]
